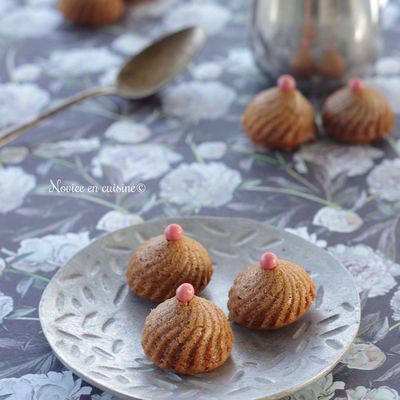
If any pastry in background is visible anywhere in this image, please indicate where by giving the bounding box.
[289,41,316,78]
[228,252,316,330]
[126,224,213,302]
[322,78,394,144]
[141,283,234,374]
[241,75,317,151]
[318,44,346,79]
[59,0,125,27]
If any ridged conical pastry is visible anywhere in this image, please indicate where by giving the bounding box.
[242,75,317,151]
[59,0,124,27]
[142,284,234,374]
[322,78,394,144]
[228,252,316,330]
[126,224,213,303]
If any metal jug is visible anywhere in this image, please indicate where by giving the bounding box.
[251,0,383,90]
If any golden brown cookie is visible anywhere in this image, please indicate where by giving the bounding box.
[322,78,394,145]
[126,224,213,303]
[228,252,316,330]
[142,283,234,374]
[241,75,317,151]
[59,0,124,27]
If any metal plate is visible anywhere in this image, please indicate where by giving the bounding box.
[39,217,360,400]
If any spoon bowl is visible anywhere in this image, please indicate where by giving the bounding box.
[0,26,207,148]
[117,27,206,99]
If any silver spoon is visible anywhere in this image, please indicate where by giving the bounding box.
[0,27,206,148]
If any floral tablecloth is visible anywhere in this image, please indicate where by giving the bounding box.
[1,0,400,399]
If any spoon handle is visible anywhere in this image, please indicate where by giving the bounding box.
[0,86,116,148]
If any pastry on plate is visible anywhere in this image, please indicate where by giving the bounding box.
[322,77,394,144]
[241,75,317,151]
[228,252,316,330]
[126,224,213,302]
[141,283,234,374]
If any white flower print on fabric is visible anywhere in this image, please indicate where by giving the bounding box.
[376,57,400,76]
[313,207,363,233]
[390,288,400,321]
[224,48,259,75]
[96,211,143,232]
[365,76,400,113]
[99,68,119,86]
[382,2,400,30]
[105,121,151,143]
[0,7,61,39]
[294,141,384,179]
[328,244,400,298]
[367,159,400,202]
[341,342,386,370]
[346,386,399,400]
[0,167,36,214]
[285,226,327,248]
[0,371,92,400]
[112,33,150,56]
[192,62,223,80]
[164,3,231,35]
[0,0,16,18]
[27,0,58,5]
[0,258,5,276]
[6,232,91,273]
[13,64,42,82]
[0,147,29,164]
[0,83,50,129]
[0,292,13,325]
[162,81,236,120]
[47,47,123,78]
[159,162,241,209]
[130,0,179,18]
[289,373,345,400]
[33,138,100,158]
[197,141,227,160]
[92,144,181,183]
